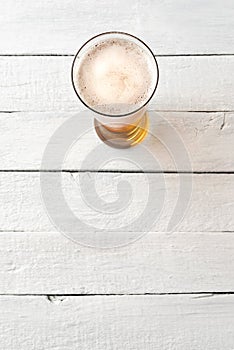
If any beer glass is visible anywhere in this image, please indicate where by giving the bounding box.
[72,32,159,148]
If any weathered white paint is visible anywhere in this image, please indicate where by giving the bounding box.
[0,111,233,171]
[1,294,234,349]
[0,172,233,232]
[0,231,234,294]
[1,0,234,347]
[1,0,234,54]
[1,56,234,112]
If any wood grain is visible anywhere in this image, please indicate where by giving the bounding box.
[0,172,233,233]
[1,231,234,294]
[1,0,234,346]
[0,111,233,171]
[1,56,234,112]
[1,0,234,54]
[1,294,234,349]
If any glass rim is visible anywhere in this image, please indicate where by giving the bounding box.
[71,31,159,118]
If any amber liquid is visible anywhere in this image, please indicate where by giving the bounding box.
[94,113,149,148]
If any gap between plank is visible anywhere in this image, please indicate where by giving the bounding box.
[0,230,233,233]
[1,53,234,57]
[0,110,233,113]
[0,292,233,297]
[1,170,234,174]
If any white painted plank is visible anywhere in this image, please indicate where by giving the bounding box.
[1,56,234,112]
[1,111,233,171]
[1,232,234,294]
[1,0,234,54]
[0,173,233,233]
[1,294,234,350]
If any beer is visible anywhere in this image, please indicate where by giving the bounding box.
[72,32,158,148]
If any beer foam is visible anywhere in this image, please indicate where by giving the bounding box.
[74,38,156,114]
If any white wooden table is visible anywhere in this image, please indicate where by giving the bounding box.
[1,1,234,349]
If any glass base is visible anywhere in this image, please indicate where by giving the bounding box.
[94,113,149,149]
